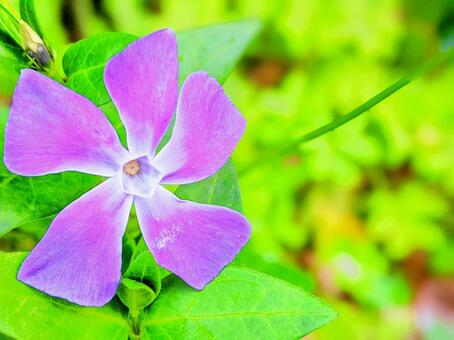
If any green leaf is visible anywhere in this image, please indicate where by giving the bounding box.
[19,0,43,37]
[175,159,243,212]
[117,278,156,312]
[234,245,317,292]
[125,239,162,294]
[62,32,136,106]
[0,252,130,340]
[141,266,336,339]
[118,238,162,311]
[0,28,23,60]
[176,20,261,85]
[63,20,262,106]
[0,172,101,238]
[0,4,21,47]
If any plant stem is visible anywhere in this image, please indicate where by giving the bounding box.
[238,47,454,177]
[128,309,141,339]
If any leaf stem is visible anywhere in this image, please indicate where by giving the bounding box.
[238,47,454,177]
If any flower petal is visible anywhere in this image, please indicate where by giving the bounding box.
[155,72,246,185]
[135,186,250,289]
[17,178,133,306]
[104,29,178,156]
[4,69,128,177]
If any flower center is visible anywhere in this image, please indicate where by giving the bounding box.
[121,156,162,197]
[123,159,140,176]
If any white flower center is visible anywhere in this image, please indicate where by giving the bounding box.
[121,155,162,197]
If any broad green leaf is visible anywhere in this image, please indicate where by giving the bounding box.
[20,0,43,37]
[234,245,317,292]
[141,266,337,339]
[0,252,130,340]
[175,159,243,212]
[0,171,100,238]
[177,20,261,85]
[62,32,136,106]
[63,20,262,106]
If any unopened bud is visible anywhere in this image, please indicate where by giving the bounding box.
[19,20,52,67]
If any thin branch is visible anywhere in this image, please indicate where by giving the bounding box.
[239,47,454,176]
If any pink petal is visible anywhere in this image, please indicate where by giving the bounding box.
[4,70,128,177]
[135,186,250,289]
[17,178,133,306]
[155,72,246,185]
[104,29,178,156]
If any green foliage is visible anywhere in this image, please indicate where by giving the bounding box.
[234,245,317,292]
[62,32,136,106]
[176,20,261,85]
[0,252,130,340]
[175,159,243,212]
[1,19,337,340]
[117,239,162,311]
[0,251,335,339]
[0,29,22,58]
[142,266,336,339]
[63,20,261,107]
[117,278,157,313]
[0,3,21,47]
[19,0,43,36]
[367,182,448,260]
[1,1,453,338]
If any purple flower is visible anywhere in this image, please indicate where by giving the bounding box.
[4,29,250,306]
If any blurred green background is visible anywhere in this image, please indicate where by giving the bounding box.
[1,0,453,339]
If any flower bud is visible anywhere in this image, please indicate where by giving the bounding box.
[19,19,51,67]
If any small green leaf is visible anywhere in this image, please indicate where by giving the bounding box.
[125,239,161,294]
[117,239,162,311]
[141,266,337,339]
[175,159,243,212]
[19,0,43,37]
[117,278,156,312]
[121,232,136,274]
[0,252,130,340]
